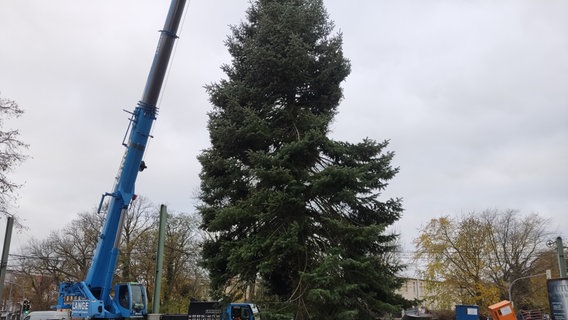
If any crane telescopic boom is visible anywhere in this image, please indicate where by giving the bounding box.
[56,1,187,318]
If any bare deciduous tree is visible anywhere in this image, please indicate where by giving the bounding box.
[161,212,205,312]
[0,94,28,216]
[482,209,551,309]
[118,196,158,282]
[15,197,205,312]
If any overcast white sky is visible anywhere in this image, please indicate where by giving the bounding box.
[0,1,567,256]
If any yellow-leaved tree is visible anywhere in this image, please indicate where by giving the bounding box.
[414,209,550,313]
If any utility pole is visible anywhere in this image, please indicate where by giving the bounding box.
[556,237,567,278]
[152,205,167,314]
[0,216,15,309]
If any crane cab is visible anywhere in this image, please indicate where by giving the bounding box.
[228,303,260,320]
[114,283,148,318]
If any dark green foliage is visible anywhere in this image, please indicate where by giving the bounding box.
[197,0,407,318]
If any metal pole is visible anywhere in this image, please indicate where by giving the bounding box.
[0,216,15,307]
[152,205,168,314]
[508,273,546,309]
[557,237,567,278]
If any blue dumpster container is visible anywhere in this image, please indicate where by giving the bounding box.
[456,305,479,320]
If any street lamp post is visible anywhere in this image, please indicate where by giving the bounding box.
[508,273,547,309]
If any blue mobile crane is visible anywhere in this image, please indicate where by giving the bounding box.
[55,1,187,318]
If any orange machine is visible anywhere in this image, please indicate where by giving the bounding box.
[488,301,517,320]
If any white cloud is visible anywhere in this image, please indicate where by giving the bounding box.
[0,0,566,253]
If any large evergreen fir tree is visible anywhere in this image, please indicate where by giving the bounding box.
[197,0,408,318]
